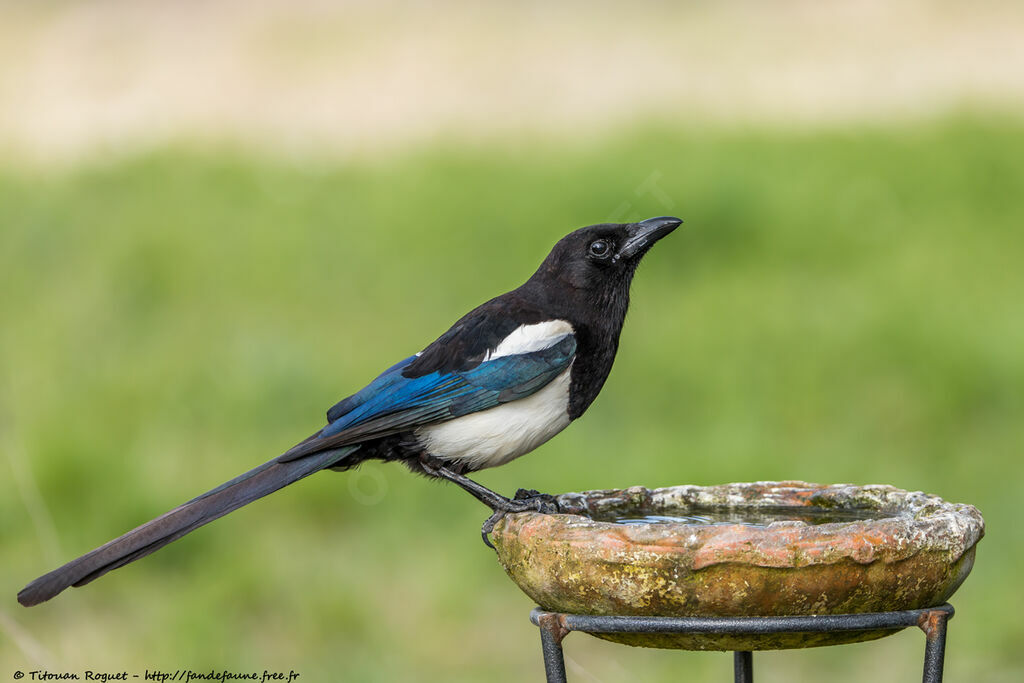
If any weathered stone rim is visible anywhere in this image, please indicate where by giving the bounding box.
[505,481,985,569]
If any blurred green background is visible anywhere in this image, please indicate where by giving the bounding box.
[3,2,1024,682]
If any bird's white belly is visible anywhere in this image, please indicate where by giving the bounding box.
[415,366,572,471]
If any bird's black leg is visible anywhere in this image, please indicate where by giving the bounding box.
[424,463,519,511]
[421,462,559,549]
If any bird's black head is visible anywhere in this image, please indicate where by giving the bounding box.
[519,215,681,419]
[529,216,682,297]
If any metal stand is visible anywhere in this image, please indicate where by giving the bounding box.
[531,603,953,683]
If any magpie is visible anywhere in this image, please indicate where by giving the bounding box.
[18,215,681,607]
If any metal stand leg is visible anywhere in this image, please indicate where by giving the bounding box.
[919,610,949,683]
[538,613,569,683]
[733,651,753,683]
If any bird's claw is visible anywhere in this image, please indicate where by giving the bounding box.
[480,489,560,550]
[480,510,504,549]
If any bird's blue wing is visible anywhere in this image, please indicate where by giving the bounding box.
[278,334,575,462]
[324,355,418,423]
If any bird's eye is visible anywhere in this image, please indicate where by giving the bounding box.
[589,239,611,258]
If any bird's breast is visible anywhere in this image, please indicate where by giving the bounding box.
[414,364,573,471]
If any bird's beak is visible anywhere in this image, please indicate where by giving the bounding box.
[618,216,683,260]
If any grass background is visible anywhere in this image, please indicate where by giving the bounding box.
[2,115,1022,681]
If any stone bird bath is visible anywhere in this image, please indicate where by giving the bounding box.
[491,482,983,650]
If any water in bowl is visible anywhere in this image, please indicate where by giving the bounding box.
[598,506,892,527]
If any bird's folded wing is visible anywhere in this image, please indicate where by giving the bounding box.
[277,334,576,462]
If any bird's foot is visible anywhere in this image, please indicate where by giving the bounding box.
[512,488,560,513]
[479,489,560,549]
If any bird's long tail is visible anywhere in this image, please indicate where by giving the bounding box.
[17,444,358,607]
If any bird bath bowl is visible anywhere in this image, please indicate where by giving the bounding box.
[491,482,983,650]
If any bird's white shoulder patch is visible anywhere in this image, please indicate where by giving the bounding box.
[486,320,574,360]
[415,365,573,471]
[415,319,576,471]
